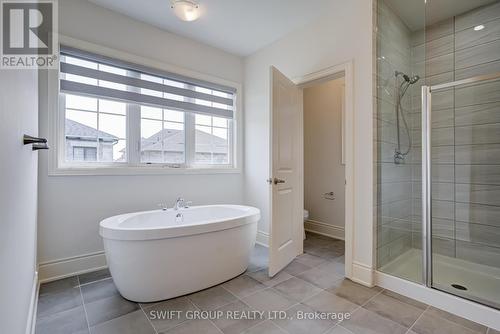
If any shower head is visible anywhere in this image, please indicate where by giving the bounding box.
[395,71,420,85]
[409,75,420,84]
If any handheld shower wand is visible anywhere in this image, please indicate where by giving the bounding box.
[394,71,419,164]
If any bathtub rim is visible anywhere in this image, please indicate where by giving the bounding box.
[99,204,260,241]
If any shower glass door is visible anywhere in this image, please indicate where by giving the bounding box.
[422,73,500,309]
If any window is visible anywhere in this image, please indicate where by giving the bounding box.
[57,46,238,171]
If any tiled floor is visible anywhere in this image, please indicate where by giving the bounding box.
[35,232,498,334]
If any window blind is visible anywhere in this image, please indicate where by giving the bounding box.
[59,45,236,119]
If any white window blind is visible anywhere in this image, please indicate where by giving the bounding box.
[59,45,236,119]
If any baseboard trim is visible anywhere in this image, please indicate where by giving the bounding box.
[38,251,107,283]
[305,220,345,240]
[375,271,500,331]
[351,261,374,287]
[25,271,39,334]
[256,230,269,247]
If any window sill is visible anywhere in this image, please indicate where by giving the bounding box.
[48,164,241,176]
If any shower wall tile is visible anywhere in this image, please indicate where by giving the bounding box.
[410,127,454,147]
[456,183,500,206]
[456,240,500,268]
[432,200,455,220]
[425,18,454,43]
[379,182,412,204]
[455,59,500,80]
[379,163,413,183]
[378,199,413,222]
[410,145,455,164]
[455,144,500,164]
[455,39,500,69]
[375,0,414,267]
[412,182,454,202]
[415,53,454,77]
[455,17,500,50]
[454,1,500,32]
[455,165,500,185]
[455,123,500,145]
[409,232,456,257]
[455,101,500,126]
[456,222,500,248]
[412,164,455,183]
[426,34,454,59]
[455,79,500,107]
[456,202,500,227]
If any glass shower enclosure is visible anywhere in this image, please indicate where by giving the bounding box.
[375,0,500,309]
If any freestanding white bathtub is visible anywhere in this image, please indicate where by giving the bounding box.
[99,205,260,302]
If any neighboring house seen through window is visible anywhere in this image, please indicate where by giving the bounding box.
[58,46,237,170]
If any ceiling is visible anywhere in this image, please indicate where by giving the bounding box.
[385,0,498,31]
[87,0,336,56]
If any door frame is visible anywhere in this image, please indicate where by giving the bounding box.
[292,60,354,279]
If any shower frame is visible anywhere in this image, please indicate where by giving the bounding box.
[420,71,500,299]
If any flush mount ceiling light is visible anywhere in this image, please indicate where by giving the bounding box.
[474,24,485,31]
[171,0,200,22]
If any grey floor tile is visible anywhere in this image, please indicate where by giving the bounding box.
[341,307,407,334]
[80,279,119,304]
[90,310,155,334]
[272,303,335,334]
[242,320,287,334]
[363,291,425,328]
[488,329,500,334]
[222,275,266,298]
[426,307,487,333]
[39,276,79,295]
[297,262,344,289]
[327,279,382,306]
[162,319,221,334]
[85,294,139,326]
[295,253,328,268]
[282,260,313,276]
[212,300,265,334]
[246,268,293,287]
[303,290,358,316]
[37,285,83,318]
[325,325,355,334]
[35,306,88,334]
[188,285,237,310]
[412,311,480,334]
[142,296,198,332]
[273,277,322,302]
[380,290,427,310]
[78,269,111,285]
[242,288,296,312]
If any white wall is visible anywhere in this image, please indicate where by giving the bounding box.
[0,70,38,334]
[304,78,345,232]
[244,0,375,278]
[37,0,244,272]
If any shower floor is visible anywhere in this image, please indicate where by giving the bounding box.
[380,248,500,309]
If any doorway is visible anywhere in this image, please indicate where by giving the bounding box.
[302,76,346,264]
[268,62,354,279]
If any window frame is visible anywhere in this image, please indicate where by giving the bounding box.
[48,37,242,176]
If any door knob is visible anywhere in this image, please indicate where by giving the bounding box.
[273,178,285,185]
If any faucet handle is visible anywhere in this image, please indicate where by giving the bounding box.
[157,203,167,211]
[184,201,193,208]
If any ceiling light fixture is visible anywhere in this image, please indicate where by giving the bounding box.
[171,0,200,22]
[474,24,485,31]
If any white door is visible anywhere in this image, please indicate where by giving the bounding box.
[0,70,39,334]
[268,66,303,277]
